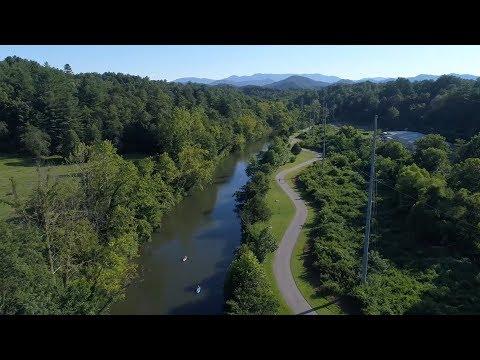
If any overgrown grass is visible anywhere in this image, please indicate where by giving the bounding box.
[0,154,75,219]
[286,165,344,315]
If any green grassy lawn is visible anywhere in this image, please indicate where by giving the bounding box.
[0,154,76,219]
[261,150,317,315]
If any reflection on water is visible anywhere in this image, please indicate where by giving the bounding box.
[110,142,266,315]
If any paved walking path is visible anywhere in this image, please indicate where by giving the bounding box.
[273,149,321,315]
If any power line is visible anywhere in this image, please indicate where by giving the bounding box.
[323,100,327,163]
[372,163,378,246]
[355,167,480,234]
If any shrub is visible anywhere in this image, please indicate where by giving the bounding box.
[291,143,302,155]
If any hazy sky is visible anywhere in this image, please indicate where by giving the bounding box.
[1,45,479,81]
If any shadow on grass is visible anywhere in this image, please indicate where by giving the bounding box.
[296,300,342,315]
[2,158,35,167]
[1,154,66,167]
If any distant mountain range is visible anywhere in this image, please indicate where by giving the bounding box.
[173,77,216,85]
[174,73,479,90]
[264,75,329,90]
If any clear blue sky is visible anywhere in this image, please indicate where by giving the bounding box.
[1,45,479,81]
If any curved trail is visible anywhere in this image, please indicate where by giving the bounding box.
[273,149,321,315]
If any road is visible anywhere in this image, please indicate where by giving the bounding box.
[273,149,321,315]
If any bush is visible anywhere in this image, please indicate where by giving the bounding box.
[353,268,432,315]
[243,224,277,262]
[224,245,279,315]
[240,194,272,224]
[291,143,302,155]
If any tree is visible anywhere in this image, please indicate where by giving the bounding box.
[155,152,180,186]
[291,142,301,155]
[0,121,8,151]
[457,133,480,160]
[0,221,60,315]
[415,134,450,154]
[235,172,270,209]
[329,153,350,168]
[224,245,278,314]
[450,158,480,193]
[86,124,102,144]
[414,147,450,173]
[63,64,73,75]
[20,124,51,160]
[177,144,214,192]
[395,164,431,208]
[449,189,480,254]
[243,225,277,262]
[236,112,266,141]
[377,140,411,163]
[386,106,400,121]
[407,176,450,244]
[60,129,81,158]
[240,194,272,224]
[263,137,290,167]
[0,121,8,138]
[353,268,431,315]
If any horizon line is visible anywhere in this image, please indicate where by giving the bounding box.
[173,72,480,82]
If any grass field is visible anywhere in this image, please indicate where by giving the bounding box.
[0,151,150,220]
[0,154,76,219]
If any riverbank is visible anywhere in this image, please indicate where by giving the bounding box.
[111,140,267,314]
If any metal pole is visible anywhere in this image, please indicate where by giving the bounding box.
[323,101,326,160]
[361,115,377,283]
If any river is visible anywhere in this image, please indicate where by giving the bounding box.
[110,141,267,315]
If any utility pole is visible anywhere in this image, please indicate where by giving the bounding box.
[361,115,378,283]
[322,100,327,161]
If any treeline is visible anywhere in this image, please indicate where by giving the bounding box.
[224,136,297,314]
[290,75,480,141]
[0,56,306,159]
[298,125,480,314]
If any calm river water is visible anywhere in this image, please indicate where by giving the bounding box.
[110,141,267,315]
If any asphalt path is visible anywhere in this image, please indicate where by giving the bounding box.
[273,149,320,315]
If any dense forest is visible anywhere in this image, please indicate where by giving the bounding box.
[0,57,305,314]
[298,125,480,314]
[271,75,480,141]
[0,56,309,158]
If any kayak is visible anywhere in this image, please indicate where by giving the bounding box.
[182,256,188,262]
[196,285,201,294]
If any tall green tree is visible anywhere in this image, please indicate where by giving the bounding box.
[20,124,51,160]
[243,225,277,262]
[224,245,278,315]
